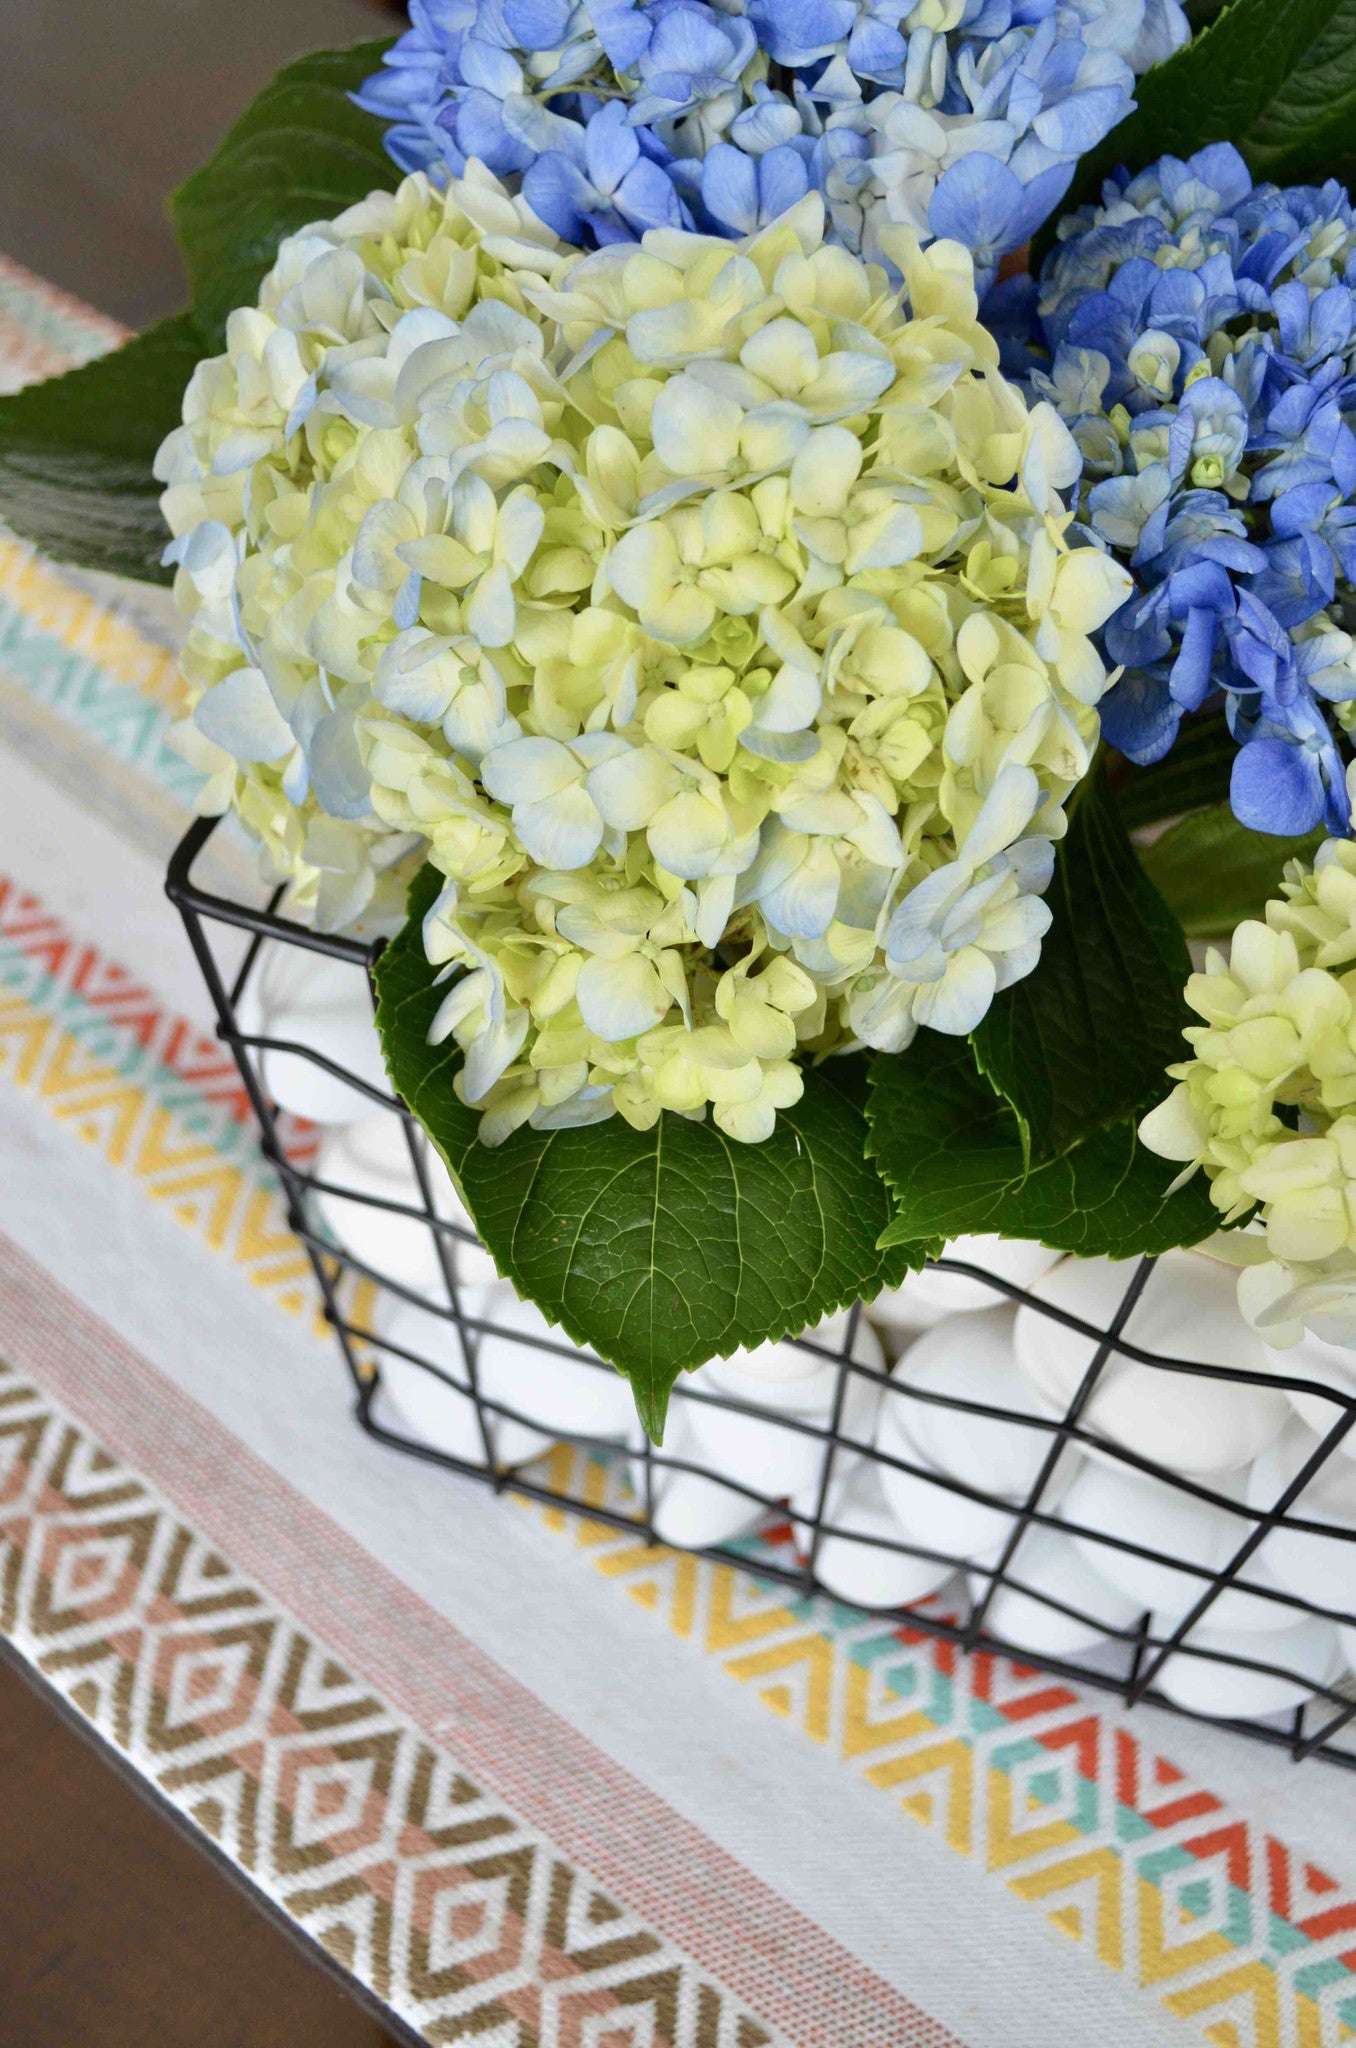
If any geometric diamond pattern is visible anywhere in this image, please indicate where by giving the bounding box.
[528,1445,1356,2048]
[0,872,322,1321]
[0,1356,781,2046]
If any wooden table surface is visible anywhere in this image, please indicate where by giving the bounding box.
[0,1647,400,2046]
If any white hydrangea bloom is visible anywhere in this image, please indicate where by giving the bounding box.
[157,169,1130,1143]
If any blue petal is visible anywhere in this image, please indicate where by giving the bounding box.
[1230,735,1325,836]
[759,144,810,221]
[1249,534,1334,630]
[845,14,906,82]
[351,70,440,120]
[1271,481,1337,539]
[927,155,1025,260]
[589,0,652,68]
[1169,605,1219,710]
[380,123,450,176]
[730,87,803,153]
[394,571,423,632]
[1189,143,1252,211]
[702,142,758,235]
[1098,669,1184,765]
[643,6,741,76]
[454,91,532,173]
[584,100,638,192]
[523,151,594,238]
[457,36,520,94]
[1004,161,1075,249]
[309,712,373,822]
[1334,420,1356,496]
[503,0,574,45]
[616,155,687,234]
[1032,84,1128,159]
[749,0,853,65]
[1105,592,1173,669]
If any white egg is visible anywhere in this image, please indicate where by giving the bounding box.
[867,1239,1062,1356]
[650,1468,768,1549]
[967,1526,1143,1658]
[677,1318,886,1499]
[339,1111,422,1179]
[707,1309,853,1386]
[867,1272,957,1351]
[1148,1612,1343,1721]
[872,1442,1017,1560]
[1246,1418,1356,1619]
[466,1283,639,1442]
[873,1392,1077,1563]
[791,1458,957,1611]
[1015,1250,1289,1477]
[1261,1328,1356,1454]
[1059,1458,1298,1632]
[237,941,389,1123]
[373,1291,552,1468]
[905,1235,1062,1314]
[313,1120,500,1291]
[642,1403,768,1549]
[881,1308,1053,1497]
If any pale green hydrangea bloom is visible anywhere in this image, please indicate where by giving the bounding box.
[158,164,1130,1145]
[1141,811,1356,1345]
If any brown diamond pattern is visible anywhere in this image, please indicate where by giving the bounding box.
[0,1355,785,2045]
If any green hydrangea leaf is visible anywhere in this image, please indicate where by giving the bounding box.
[0,42,395,585]
[170,40,397,342]
[868,1033,1218,1257]
[0,313,208,581]
[969,772,1193,1163]
[374,868,926,1439]
[1046,0,1356,250]
[1137,802,1322,940]
[1112,711,1236,831]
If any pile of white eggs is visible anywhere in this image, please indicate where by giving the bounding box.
[242,943,1356,1725]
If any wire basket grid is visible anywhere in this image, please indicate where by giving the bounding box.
[167,813,1356,1768]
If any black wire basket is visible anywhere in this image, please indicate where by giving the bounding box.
[168,813,1356,1768]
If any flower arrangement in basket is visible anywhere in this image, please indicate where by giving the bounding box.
[12,0,1356,1738]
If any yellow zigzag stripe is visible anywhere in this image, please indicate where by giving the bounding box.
[534,1467,1343,2048]
[0,985,312,1316]
[0,534,182,709]
[1009,1842,1124,1970]
[1166,1957,1281,2048]
[1139,1874,1238,1989]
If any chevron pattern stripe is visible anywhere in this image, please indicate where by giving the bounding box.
[530,1449,1356,2048]
[0,533,182,702]
[0,538,201,805]
[0,874,319,1316]
[0,1352,785,2047]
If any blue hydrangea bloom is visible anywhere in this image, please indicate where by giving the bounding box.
[1006,142,1356,836]
[353,0,1187,279]
[523,100,685,240]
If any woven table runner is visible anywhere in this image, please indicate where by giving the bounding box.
[4,248,1356,2048]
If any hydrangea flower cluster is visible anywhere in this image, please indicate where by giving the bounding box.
[353,0,1186,287]
[1006,142,1356,838]
[157,166,1130,1146]
[1142,792,1356,1345]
